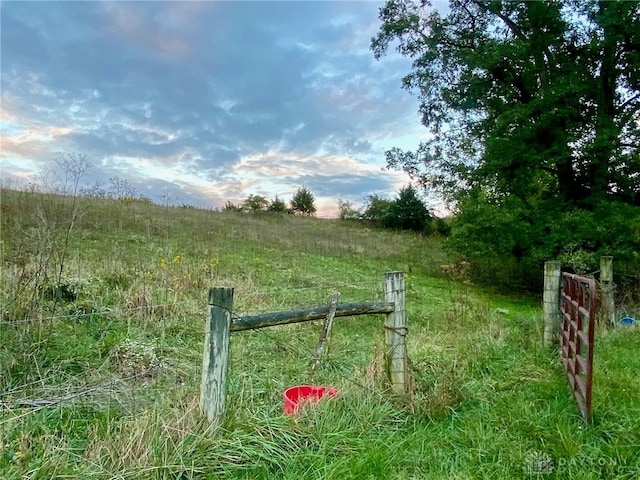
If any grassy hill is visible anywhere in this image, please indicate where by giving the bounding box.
[1,188,639,479]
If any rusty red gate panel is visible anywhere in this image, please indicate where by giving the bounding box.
[560,272,596,423]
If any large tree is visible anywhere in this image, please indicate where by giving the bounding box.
[372,0,640,280]
[372,0,640,206]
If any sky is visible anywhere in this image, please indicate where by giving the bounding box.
[0,1,439,216]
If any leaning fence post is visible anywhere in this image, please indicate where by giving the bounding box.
[384,271,410,394]
[600,256,615,326]
[200,287,233,428]
[543,261,562,347]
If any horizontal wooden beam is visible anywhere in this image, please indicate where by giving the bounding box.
[231,302,394,332]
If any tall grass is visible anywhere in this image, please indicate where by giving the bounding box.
[1,188,639,479]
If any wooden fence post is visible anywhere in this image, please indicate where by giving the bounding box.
[543,261,561,347]
[309,292,340,378]
[384,271,410,394]
[200,287,233,428]
[600,256,615,325]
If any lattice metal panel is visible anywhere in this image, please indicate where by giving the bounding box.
[560,272,596,423]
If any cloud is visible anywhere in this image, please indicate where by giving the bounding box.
[1,1,424,215]
[222,147,408,211]
[101,3,192,59]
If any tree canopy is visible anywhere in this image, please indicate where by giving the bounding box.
[373,0,640,281]
[361,194,394,226]
[268,196,290,214]
[373,0,639,206]
[360,186,432,233]
[242,194,269,212]
[290,187,317,216]
[387,185,432,232]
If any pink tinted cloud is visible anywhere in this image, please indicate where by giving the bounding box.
[101,3,191,60]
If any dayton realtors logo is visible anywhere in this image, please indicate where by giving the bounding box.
[523,450,555,475]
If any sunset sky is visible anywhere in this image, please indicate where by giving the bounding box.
[1,1,442,216]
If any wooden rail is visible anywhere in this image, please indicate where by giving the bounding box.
[231,302,394,331]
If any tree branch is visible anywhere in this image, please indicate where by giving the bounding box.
[473,0,526,41]
[620,92,640,111]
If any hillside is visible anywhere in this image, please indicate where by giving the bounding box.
[1,188,639,479]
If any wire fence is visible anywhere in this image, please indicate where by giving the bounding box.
[1,278,390,428]
[573,267,640,321]
[6,269,636,423]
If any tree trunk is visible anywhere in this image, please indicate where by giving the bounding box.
[587,1,622,203]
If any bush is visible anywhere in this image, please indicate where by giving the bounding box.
[447,190,640,290]
[338,199,359,220]
[268,196,290,214]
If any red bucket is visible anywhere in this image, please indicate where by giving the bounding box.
[283,385,339,414]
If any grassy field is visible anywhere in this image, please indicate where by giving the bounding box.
[1,188,639,479]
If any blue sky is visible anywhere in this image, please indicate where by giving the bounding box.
[1,1,438,216]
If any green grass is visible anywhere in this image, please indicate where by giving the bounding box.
[1,188,639,479]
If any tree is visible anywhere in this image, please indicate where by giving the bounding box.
[242,194,269,212]
[386,185,432,232]
[337,199,359,220]
[360,187,432,232]
[290,187,317,216]
[372,0,640,207]
[372,0,640,283]
[268,196,290,214]
[361,194,393,227]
